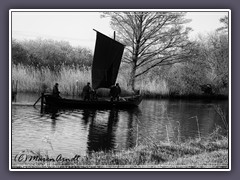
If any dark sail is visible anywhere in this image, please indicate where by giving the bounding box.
[92,31,125,89]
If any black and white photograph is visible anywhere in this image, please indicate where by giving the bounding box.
[9,9,230,170]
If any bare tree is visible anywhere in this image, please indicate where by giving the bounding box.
[103,11,194,90]
[216,15,228,33]
[198,33,229,92]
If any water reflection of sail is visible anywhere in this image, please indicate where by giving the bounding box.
[87,109,119,152]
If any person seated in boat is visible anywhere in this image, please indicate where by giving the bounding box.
[110,83,121,101]
[82,82,92,101]
[52,83,61,98]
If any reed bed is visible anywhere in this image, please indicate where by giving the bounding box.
[12,64,170,96]
[137,79,169,97]
[57,66,91,95]
[12,64,91,95]
[11,64,228,98]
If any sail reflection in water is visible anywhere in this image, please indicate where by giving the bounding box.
[87,109,118,152]
[85,108,141,152]
[85,108,140,152]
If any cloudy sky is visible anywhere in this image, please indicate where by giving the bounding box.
[11,10,229,51]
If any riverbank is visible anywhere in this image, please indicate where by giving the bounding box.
[12,127,228,169]
[12,64,228,100]
[143,93,229,100]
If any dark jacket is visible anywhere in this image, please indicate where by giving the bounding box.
[110,85,121,97]
[116,85,121,95]
[52,85,60,97]
[82,85,91,95]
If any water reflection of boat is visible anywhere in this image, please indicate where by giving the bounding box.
[42,30,142,109]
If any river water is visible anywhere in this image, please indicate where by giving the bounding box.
[11,93,228,161]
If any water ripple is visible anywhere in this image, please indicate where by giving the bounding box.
[11,98,228,159]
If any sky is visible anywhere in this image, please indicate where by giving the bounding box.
[11,10,229,51]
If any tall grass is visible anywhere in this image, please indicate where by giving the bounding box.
[57,66,91,95]
[12,126,228,169]
[11,64,228,98]
[12,64,91,95]
[136,79,169,97]
[12,64,52,93]
[12,64,170,96]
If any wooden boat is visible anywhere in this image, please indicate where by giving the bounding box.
[44,94,142,109]
[43,30,142,109]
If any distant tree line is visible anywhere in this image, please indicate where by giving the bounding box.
[163,16,229,95]
[138,29,229,96]
[12,38,93,72]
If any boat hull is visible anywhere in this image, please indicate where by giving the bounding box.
[43,94,142,109]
